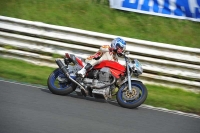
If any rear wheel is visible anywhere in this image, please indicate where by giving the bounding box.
[116,81,147,109]
[47,68,76,95]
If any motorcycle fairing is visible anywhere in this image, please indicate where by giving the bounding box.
[65,53,125,78]
[110,69,125,78]
[93,60,126,78]
[65,53,84,67]
[94,60,125,71]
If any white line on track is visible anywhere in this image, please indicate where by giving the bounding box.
[1,79,199,119]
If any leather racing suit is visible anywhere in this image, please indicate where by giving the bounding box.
[85,45,118,66]
[77,45,118,77]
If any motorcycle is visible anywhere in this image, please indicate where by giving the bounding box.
[47,52,148,109]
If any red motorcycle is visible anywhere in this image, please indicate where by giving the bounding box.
[47,52,148,109]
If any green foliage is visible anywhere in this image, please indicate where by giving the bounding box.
[3,45,16,49]
[145,84,200,114]
[0,0,199,48]
[0,57,54,85]
[52,53,63,58]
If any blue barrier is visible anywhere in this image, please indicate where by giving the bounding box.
[110,0,200,21]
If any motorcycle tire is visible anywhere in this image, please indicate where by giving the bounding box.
[116,81,147,109]
[47,68,76,95]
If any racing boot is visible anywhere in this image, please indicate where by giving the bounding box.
[77,63,92,78]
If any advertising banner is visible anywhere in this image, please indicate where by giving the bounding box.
[109,0,200,22]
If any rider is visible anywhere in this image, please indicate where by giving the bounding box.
[77,37,126,77]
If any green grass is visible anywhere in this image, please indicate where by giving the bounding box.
[145,84,200,115]
[0,57,199,115]
[0,0,200,48]
[0,57,54,85]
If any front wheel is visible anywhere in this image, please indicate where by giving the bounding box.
[116,81,147,109]
[47,68,76,95]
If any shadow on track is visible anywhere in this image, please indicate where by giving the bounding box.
[40,88,124,108]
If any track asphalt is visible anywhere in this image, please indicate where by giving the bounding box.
[0,80,199,133]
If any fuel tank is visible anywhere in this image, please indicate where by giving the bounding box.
[93,60,126,78]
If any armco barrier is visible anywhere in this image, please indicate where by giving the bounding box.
[0,16,200,92]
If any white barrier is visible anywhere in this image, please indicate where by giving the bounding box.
[0,16,200,92]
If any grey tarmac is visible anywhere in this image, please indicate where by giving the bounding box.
[0,80,199,133]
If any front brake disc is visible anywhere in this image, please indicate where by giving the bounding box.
[122,86,140,100]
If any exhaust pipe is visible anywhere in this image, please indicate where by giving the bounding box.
[55,59,88,96]
[55,59,68,74]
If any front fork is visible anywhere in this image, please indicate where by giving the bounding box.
[126,59,132,93]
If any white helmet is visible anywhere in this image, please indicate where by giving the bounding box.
[111,37,126,56]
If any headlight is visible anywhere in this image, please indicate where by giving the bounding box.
[132,59,143,75]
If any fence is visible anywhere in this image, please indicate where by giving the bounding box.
[0,16,199,92]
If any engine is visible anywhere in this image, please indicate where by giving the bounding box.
[83,67,112,99]
[84,67,111,85]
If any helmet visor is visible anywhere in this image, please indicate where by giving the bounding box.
[116,44,126,54]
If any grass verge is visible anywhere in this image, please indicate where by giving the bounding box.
[0,57,199,115]
[0,0,200,48]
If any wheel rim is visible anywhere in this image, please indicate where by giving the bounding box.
[119,83,145,104]
[50,69,71,90]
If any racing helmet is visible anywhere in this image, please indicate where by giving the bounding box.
[111,37,126,56]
